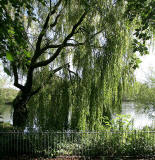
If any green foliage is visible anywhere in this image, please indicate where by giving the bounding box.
[0,0,46,75]
[3,67,11,76]
[136,84,155,108]
[1,118,155,158]
[26,0,138,131]
[0,122,14,132]
[122,81,142,101]
[1,115,155,158]
[45,117,154,158]
[123,69,155,116]
[0,0,154,129]
[125,0,155,55]
[6,52,14,61]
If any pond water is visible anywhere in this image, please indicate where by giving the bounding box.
[0,102,155,129]
[0,104,13,124]
[122,102,155,129]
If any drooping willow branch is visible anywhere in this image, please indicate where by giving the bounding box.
[12,1,88,93]
[31,0,62,64]
[32,11,87,69]
[12,63,25,91]
[30,63,69,96]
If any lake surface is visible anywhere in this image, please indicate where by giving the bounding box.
[122,102,155,129]
[0,102,155,128]
[0,104,13,124]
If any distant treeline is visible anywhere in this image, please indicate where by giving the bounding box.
[123,80,155,106]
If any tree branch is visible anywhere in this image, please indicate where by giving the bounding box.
[66,42,85,47]
[31,0,62,64]
[30,62,69,97]
[30,87,41,97]
[90,29,104,39]
[25,0,62,90]
[52,63,69,74]
[33,11,87,68]
[68,69,79,77]
[63,11,87,44]
[12,63,25,90]
[50,10,62,28]
[41,42,84,53]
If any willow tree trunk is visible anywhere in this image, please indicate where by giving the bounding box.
[13,92,31,128]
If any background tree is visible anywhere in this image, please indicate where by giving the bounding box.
[136,68,155,108]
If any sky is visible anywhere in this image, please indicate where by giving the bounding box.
[135,44,155,83]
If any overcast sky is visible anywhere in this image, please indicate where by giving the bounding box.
[135,44,155,83]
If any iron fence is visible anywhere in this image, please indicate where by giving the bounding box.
[0,130,155,159]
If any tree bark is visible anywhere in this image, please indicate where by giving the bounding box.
[13,91,31,128]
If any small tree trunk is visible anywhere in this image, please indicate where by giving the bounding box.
[13,92,30,128]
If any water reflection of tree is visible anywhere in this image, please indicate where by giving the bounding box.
[135,102,155,119]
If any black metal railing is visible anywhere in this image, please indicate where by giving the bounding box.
[0,130,155,159]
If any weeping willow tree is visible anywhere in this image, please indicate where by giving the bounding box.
[26,0,137,131]
[0,0,154,128]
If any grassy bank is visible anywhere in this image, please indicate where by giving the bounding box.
[0,88,18,104]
